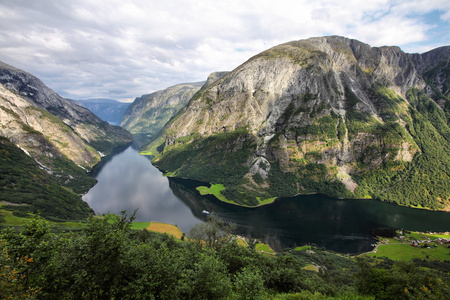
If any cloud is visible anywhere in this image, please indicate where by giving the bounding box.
[0,0,448,101]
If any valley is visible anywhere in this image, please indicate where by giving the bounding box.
[1,35,450,299]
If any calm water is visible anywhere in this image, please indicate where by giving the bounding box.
[83,144,450,253]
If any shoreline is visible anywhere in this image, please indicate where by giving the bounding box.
[160,173,450,212]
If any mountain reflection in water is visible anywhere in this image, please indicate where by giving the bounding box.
[83,145,450,254]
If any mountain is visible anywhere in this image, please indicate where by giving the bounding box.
[72,98,130,126]
[147,36,450,210]
[121,72,228,142]
[0,61,133,156]
[0,61,133,220]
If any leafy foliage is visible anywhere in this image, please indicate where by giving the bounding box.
[1,214,449,299]
[188,213,236,250]
[354,89,450,209]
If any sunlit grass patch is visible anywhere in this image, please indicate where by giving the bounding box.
[130,222,151,230]
[0,208,28,226]
[303,264,319,272]
[235,237,248,247]
[196,184,236,204]
[146,222,183,239]
[255,242,275,254]
[294,245,312,251]
[256,197,277,206]
[368,243,450,261]
[407,231,449,240]
[139,150,153,156]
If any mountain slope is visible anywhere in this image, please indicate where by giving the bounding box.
[148,36,450,210]
[0,61,132,220]
[0,136,93,221]
[121,72,229,142]
[0,61,133,156]
[121,82,204,138]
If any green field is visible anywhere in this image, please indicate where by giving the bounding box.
[197,184,278,207]
[368,243,450,260]
[130,222,151,230]
[0,207,86,230]
[294,245,312,251]
[256,196,278,206]
[0,208,29,226]
[196,184,235,204]
[255,242,275,254]
[365,232,450,261]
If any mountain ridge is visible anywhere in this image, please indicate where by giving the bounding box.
[0,61,133,156]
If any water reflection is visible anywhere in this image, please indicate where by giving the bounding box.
[83,144,201,232]
[169,178,376,253]
[83,145,450,254]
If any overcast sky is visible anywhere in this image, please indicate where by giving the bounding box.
[0,0,449,102]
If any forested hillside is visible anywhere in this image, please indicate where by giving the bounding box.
[0,137,93,221]
[1,213,449,299]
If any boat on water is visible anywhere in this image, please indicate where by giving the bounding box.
[202,210,210,215]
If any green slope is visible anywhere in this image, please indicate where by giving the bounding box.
[0,136,93,221]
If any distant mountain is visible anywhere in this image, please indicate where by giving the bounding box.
[72,98,130,126]
[121,72,228,142]
[0,61,133,220]
[147,36,450,210]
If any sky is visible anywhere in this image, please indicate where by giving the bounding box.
[0,0,449,102]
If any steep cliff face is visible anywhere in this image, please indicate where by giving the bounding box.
[149,36,450,209]
[0,84,99,168]
[121,72,229,141]
[0,61,133,156]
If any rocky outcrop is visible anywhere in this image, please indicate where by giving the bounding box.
[149,36,450,209]
[162,37,427,138]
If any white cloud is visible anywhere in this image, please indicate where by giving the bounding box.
[0,0,448,100]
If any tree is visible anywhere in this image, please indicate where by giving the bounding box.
[0,239,41,299]
[36,211,137,299]
[234,266,266,300]
[176,249,232,299]
[187,213,235,250]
